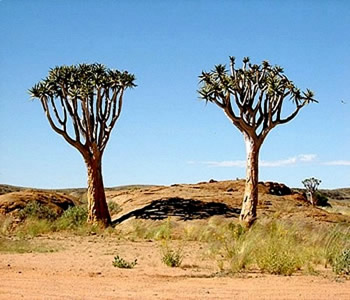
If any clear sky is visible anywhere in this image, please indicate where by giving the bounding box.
[0,0,349,189]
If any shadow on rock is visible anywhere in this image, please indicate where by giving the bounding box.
[112,197,240,226]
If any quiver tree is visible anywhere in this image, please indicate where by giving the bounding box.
[302,177,321,206]
[199,56,317,226]
[29,64,136,226]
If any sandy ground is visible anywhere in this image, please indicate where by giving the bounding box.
[0,235,349,300]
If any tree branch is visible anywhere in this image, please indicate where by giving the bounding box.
[278,102,305,125]
[41,97,86,156]
[49,97,65,126]
[99,88,125,152]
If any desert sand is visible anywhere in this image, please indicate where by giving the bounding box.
[1,235,350,300]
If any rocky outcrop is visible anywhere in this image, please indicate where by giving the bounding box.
[0,191,77,216]
[261,181,292,196]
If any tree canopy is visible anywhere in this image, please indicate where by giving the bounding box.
[29,63,136,158]
[199,57,317,143]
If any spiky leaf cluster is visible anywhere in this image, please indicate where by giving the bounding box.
[199,56,316,140]
[29,63,136,158]
[29,63,135,99]
[302,177,321,193]
[199,57,314,104]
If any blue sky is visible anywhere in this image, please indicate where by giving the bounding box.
[0,0,349,189]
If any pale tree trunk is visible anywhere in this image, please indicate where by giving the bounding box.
[240,134,260,226]
[85,157,111,227]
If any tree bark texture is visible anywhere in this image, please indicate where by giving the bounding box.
[85,158,111,226]
[240,135,260,226]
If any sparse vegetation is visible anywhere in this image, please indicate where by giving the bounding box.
[188,217,350,276]
[323,226,350,268]
[161,242,183,267]
[16,218,53,238]
[108,201,122,215]
[0,237,57,253]
[125,218,181,241]
[19,201,58,221]
[332,248,350,275]
[6,203,103,237]
[112,255,137,269]
[206,220,304,275]
[203,221,253,273]
[154,218,184,268]
[114,214,350,275]
[255,223,304,275]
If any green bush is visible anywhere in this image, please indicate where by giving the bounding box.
[19,201,58,221]
[56,205,87,229]
[332,248,350,275]
[112,255,137,268]
[161,242,183,267]
[315,192,329,207]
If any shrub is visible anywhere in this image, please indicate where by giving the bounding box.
[112,255,137,268]
[19,201,58,221]
[56,205,87,229]
[332,248,350,275]
[315,192,329,207]
[154,218,184,268]
[161,241,183,267]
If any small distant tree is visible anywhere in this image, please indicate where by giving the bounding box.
[29,64,136,226]
[302,177,322,206]
[199,56,317,226]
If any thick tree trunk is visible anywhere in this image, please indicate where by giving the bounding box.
[85,158,111,227]
[240,135,260,226]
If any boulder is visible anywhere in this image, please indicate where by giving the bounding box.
[263,182,292,196]
[0,190,77,216]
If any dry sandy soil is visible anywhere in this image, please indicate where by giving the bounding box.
[1,235,350,300]
[1,180,350,299]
